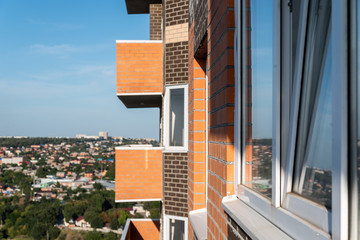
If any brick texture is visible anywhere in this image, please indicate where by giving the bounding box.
[116,42,163,94]
[164,0,188,27]
[206,0,236,239]
[115,148,162,201]
[165,23,188,44]
[188,9,208,239]
[189,0,208,55]
[165,41,188,85]
[226,215,252,240]
[125,220,161,240]
[163,152,188,217]
[150,4,162,40]
[188,26,207,213]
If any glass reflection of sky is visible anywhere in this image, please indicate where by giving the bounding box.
[303,39,332,171]
[251,0,273,139]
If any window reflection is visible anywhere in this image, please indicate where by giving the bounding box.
[243,0,273,198]
[293,0,332,208]
[169,88,185,146]
[169,218,185,240]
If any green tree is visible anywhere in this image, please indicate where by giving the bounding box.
[105,164,115,180]
[117,210,130,227]
[110,218,119,230]
[104,232,117,240]
[93,183,104,190]
[36,167,47,178]
[84,211,104,229]
[149,208,160,219]
[31,223,47,240]
[133,213,144,218]
[63,201,87,222]
[48,226,60,240]
[85,231,102,240]
[89,193,105,212]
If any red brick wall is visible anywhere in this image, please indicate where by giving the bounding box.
[116,42,163,94]
[126,220,161,240]
[115,148,162,201]
[207,0,236,239]
[188,21,207,210]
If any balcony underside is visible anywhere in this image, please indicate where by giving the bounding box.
[125,0,162,14]
[117,94,162,108]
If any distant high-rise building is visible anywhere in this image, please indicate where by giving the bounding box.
[76,134,86,139]
[99,131,108,139]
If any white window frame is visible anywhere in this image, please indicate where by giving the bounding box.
[232,0,349,239]
[163,84,188,152]
[164,214,188,240]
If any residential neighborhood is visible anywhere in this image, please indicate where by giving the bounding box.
[0,135,159,239]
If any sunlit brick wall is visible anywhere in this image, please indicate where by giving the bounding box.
[150,4,162,40]
[116,42,163,94]
[207,0,236,239]
[115,148,162,201]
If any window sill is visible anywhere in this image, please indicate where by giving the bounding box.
[222,196,292,240]
[189,208,207,240]
[162,147,188,153]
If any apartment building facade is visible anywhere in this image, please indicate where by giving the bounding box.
[116,0,360,239]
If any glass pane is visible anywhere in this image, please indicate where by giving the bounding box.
[169,218,185,240]
[243,0,273,198]
[169,88,184,146]
[293,0,332,208]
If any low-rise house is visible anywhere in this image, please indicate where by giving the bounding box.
[56,172,65,178]
[75,217,91,228]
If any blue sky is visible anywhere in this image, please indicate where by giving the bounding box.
[0,0,160,139]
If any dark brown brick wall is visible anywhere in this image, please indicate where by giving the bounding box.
[227,215,252,240]
[163,152,188,217]
[165,41,188,85]
[150,4,162,40]
[189,0,208,54]
[164,0,188,26]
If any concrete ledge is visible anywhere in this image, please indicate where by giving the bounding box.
[189,208,207,240]
[115,145,163,150]
[222,196,292,240]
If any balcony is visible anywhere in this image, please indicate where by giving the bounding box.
[116,40,163,108]
[115,145,162,202]
[121,219,160,240]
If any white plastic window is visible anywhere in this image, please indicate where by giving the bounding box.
[234,0,349,239]
[164,85,188,151]
[164,215,188,240]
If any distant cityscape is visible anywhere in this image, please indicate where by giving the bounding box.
[0,134,160,239]
[0,131,156,142]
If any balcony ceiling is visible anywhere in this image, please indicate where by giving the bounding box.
[117,94,162,108]
[125,0,162,14]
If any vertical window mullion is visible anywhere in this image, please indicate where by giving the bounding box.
[350,0,358,238]
[272,0,281,207]
[331,0,349,239]
[234,0,242,190]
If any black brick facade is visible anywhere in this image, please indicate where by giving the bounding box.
[163,152,188,217]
